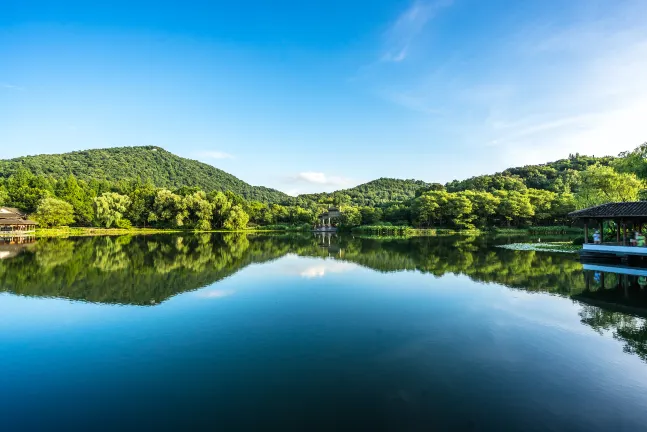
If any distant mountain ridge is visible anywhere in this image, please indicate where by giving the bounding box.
[0,146,290,203]
[299,178,432,207]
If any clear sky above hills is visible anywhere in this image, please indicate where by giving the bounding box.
[2,0,646,194]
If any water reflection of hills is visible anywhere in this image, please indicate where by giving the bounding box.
[0,234,301,305]
[1,234,588,305]
[1,233,645,362]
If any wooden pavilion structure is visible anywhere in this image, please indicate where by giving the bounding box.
[0,207,38,234]
[316,207,341,231]
[569,202,647,256]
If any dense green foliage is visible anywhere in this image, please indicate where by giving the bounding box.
[0,146,289,203]
[1,143,646,230]
[32,197,75,227]
[446,153,615,193]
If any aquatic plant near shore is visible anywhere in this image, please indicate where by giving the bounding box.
[497,242,581,254]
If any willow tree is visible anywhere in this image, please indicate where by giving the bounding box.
[94,192,131,228]
[223,205,249,230]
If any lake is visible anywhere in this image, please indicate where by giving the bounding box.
[1,233,647,431]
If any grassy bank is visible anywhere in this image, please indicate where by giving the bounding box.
[36,227,186,237]
[350,225,481,237]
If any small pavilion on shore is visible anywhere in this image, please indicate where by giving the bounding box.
[569,202,647,256]
[0,207,38,234]
[316,207,341,230]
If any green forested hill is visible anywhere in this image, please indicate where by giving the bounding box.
[445,154,615,193]
[0,146,289,203]
[297,154,616,207]
[299,178,431,207]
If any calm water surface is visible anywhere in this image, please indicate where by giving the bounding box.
[1,233,647,431]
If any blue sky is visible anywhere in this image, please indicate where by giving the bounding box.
[2,0,646,194]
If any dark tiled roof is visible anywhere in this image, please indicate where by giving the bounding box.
[569,202,647,218]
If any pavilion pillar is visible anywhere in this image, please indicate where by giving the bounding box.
[584,223,589,244]
[623,220,627,246]
[599,220,604,244]
[617,220,621,244]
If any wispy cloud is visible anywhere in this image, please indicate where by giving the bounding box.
[479,21,647,164]
[0,83,24,91]
[287,171,352,187]
[195,150,235,160]
[372,0,647,167]
[196,289,235,299]
[381,0,453,63]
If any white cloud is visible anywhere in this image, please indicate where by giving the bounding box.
[299,261,358,278]
[0,83,24,91]
[288,171,352,186]
[195,151,235,160]
[284,189,302,197]
[381,0,453,63]
[272,256,359,279]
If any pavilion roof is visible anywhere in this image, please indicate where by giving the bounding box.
[0,207,26,218]
[569,202,647,219]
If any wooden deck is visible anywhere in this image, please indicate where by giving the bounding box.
[583,243,647,256]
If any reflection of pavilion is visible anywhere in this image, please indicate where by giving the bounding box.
[0,236,36,260]
[575,263,647,317]
[314,232,343,257]
[315,207,341,232]
[575,263,647,363]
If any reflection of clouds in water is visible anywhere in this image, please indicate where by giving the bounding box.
[196,289,235,299]
[299,261,358,279]
[272,256,359,279]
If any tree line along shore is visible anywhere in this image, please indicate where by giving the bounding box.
[1,142,646,234]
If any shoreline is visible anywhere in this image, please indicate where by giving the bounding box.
[28,225,584,238]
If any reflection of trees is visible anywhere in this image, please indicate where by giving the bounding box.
[579,305,647,362]
[0,234,588,305]
[3,232,647,362]
[617,323,647,361]
[34,238,75,269]
[299,236,585,295]
[0,234,311,305]
[3,232,644,362]
[93,236,131,271]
